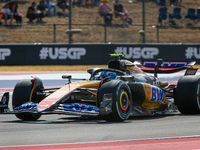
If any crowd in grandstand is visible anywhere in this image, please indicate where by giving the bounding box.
[0,0,131,27]
[98,0,130,27]
[0,0,69,25]
[0,0,199,27]
[1,1,22,25]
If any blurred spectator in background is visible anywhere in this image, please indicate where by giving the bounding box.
[10,2,23,26]
[155,0,166,6]
[44,0,57,16]
[26,2,38,23]
[2,3,13,25]
[94,0,99,6]
[170,0,176,6]
[0,9,2,25]
[98,0,113,25]
[114,0,129,27]
[177,0,182,6]
[37,1,47,21]
[57,0,69,16]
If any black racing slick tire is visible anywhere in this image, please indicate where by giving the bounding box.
[176,75,200,114]
[12,77,44,121]
[98,80,132,122]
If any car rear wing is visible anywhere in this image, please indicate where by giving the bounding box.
[138,60,195,68]
[136,59,197,76]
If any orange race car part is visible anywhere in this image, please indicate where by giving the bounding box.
[37,81,100,112]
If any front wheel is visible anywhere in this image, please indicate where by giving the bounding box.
[176,75,200,114]
[12,77,44,121]
[98,80,132,122]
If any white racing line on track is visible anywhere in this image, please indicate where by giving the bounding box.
[0,71,89,80]
[0,71,198,81]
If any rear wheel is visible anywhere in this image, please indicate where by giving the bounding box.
[176,75,200,114]
[98,80,132,122]
[12,77,44,121]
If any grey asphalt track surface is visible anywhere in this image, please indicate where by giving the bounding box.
[1,74,200,147]
[1,113,200,146]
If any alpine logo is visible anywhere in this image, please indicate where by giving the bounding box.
[114,47,159,59]
[39,47,86,60]
[0,48,11,60]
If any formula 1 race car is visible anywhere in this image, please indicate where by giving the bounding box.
[0,54,200,122]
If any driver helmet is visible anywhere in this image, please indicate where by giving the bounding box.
[100,71,116,79]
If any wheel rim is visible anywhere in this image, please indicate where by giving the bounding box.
[119,90,129,112]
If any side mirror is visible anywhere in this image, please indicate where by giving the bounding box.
[62,75,72,84]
